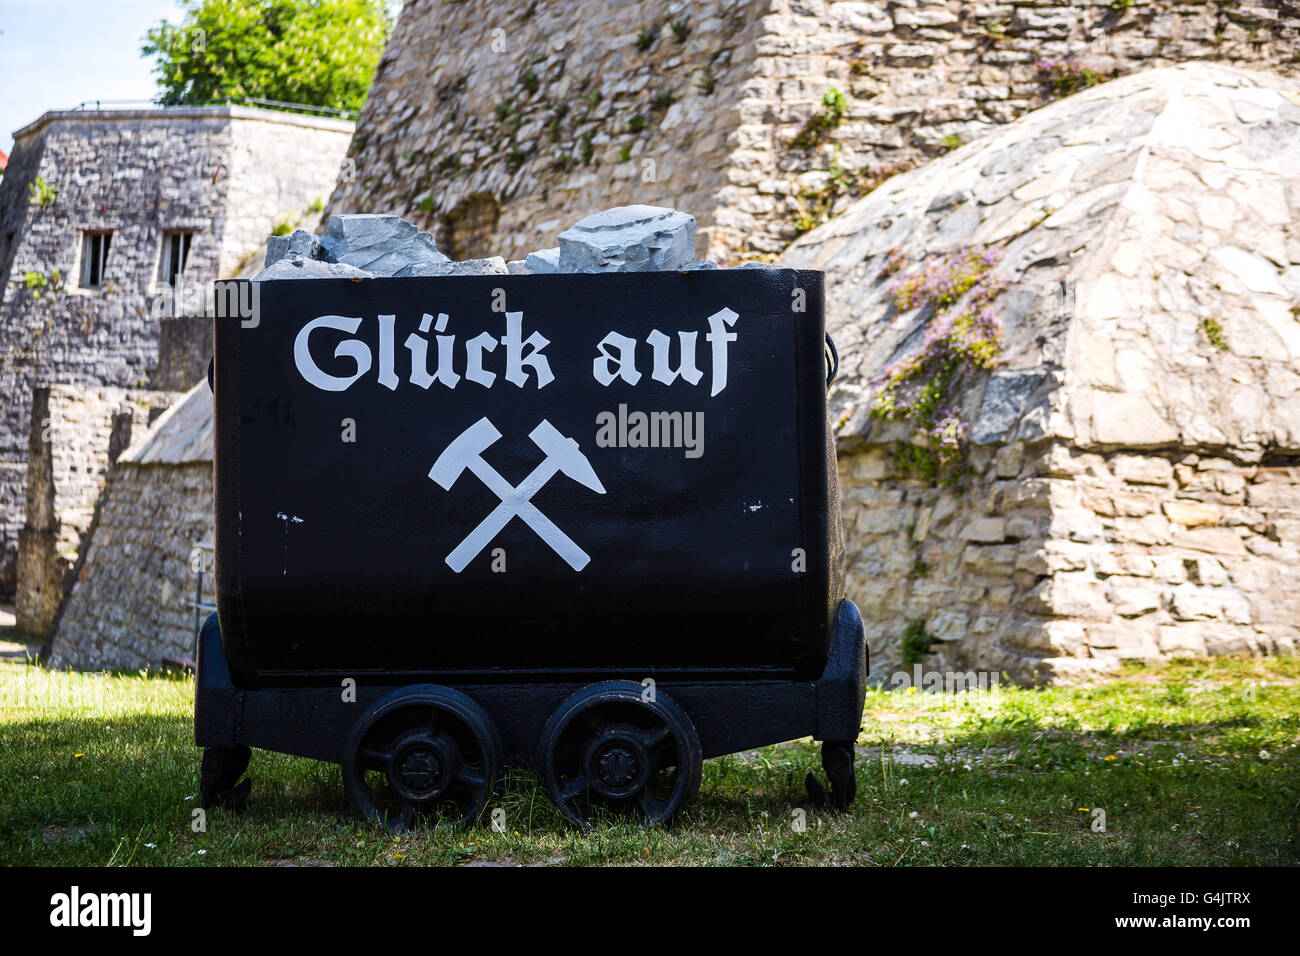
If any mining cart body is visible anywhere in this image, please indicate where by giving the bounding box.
[196,270,866,827]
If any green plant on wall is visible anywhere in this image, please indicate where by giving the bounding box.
[793,150,917,234]
[1037,59,1113,101]
[1201,316,1229,351]
[791,88,848,151]
[28,177,57,208]
[901,618,936,666]
[24,268,63,301]
[870,246,1006,485]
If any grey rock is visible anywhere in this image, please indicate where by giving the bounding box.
[254,257,373,281]
[524,248,561,274]
[682,259,719,270]
[407,256,509,277]
[318,213,450,276]
[265,229,322,267]
[970,369,1048,445]
[736,261,781,270]
[506,259,532,275]
[556,205,696,273]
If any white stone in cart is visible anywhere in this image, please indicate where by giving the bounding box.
[264,229,322,267]
[406,256,510,276]
[255,257,373,280]
[319,213,450,276]
[524,247,561,274]
[557,205,696,273]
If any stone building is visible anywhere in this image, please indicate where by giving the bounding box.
[782,63,1300,683]
[0,104,353,620]
[327,0,1299,265]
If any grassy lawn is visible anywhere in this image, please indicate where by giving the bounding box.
[2,655,1297,866]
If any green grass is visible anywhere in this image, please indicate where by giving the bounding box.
[1,656,1296,866]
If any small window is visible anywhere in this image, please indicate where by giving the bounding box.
[79,231,112,289]
[160,231,193,287]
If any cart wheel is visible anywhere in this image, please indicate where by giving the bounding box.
[200,745,252,811]
[343,685,502,832]
[538,680,702,828]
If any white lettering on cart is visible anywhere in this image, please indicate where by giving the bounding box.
[293,307,739,395]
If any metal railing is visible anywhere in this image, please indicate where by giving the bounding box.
[70,97,358,121]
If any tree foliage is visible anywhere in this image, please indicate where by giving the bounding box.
[142,0,392,112]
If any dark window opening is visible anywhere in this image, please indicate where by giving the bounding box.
[80,231,112,289]
[161,231,193,286]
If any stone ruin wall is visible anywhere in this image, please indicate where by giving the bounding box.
[16,385,181,636]
[47,460,214,671]
[841,439,1300,685]
[329,0,1300,264]
[326,0,772,261]
[0,107,352,596]
[48,386,215,671]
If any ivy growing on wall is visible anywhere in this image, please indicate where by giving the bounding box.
[870,246,1006,484]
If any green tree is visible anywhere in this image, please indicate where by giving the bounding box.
[142,0,393,112]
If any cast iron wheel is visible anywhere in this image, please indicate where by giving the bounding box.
[538,680,702,828]
[343,685,502,832]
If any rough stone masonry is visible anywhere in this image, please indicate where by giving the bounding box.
[783,63,1300,684]
[0,105,353,602]
[327,0,1300,266]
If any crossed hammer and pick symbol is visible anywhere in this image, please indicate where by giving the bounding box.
[429,417,606,573]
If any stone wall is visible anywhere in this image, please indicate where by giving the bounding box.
[785,64,1300,682]
[328,0,1300,264]
[326,0,770,262]
[838,441,1300,685]
[0,106,351,596]
[48,384,214,671]
[16,385,180,635]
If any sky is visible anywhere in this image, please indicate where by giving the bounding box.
[0,0,184,156]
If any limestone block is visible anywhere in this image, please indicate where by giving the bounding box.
[265,229,322,266]
[1167,584,1253,623]
[1157,624,1208,656]
[1105,580,1162,617]
[1090,392,1180,447]
[557,206,696,273]
[1085,621,1160,659]
[962,517,1007,542]
[255,257,374,281]
[319,214,450,275]
[1186,556,1230,586]
[406,256,509,276]
[1112,455,1174,486]
[524,248,561,274]
[1162,499,1222,527]
[930,608,969,642]
[1029,572,1111,619]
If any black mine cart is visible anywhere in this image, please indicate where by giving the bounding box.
[196,269,867,828]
